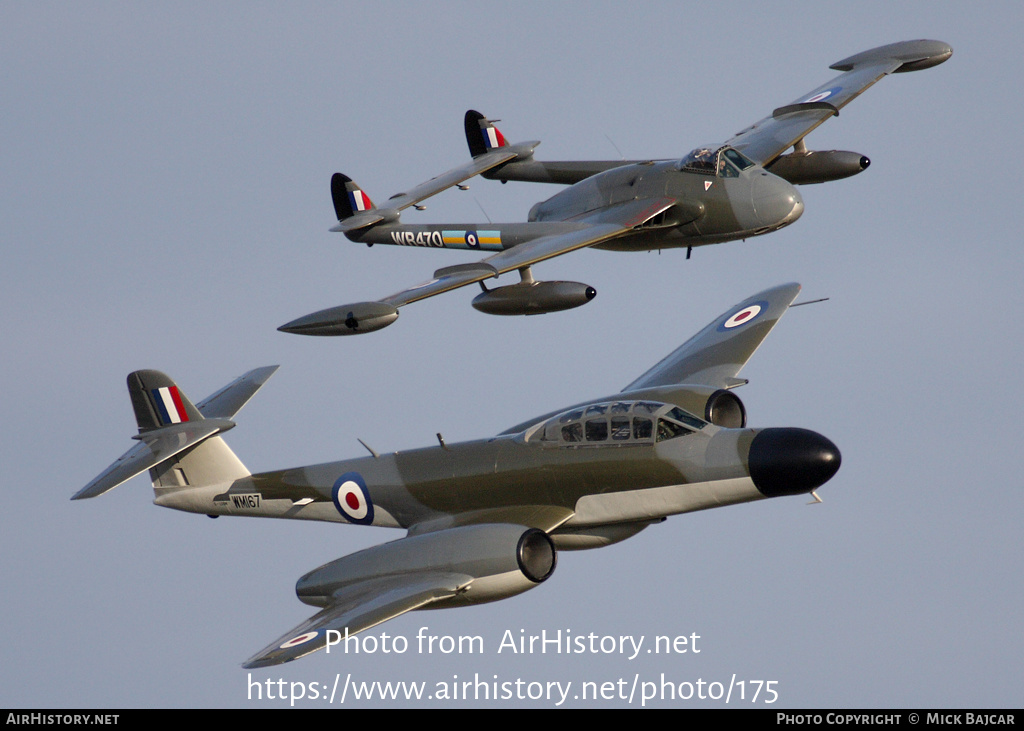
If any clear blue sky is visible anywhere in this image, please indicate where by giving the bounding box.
[2,1,1021,708]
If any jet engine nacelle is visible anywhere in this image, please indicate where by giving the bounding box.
[472,280,596,316]
[295,523,556,609]
[629,384,747,428]
[766,150,870,185]
[674,385,747,428]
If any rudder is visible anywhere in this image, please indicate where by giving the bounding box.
[331,172,374,221]
[128,370,203,431]
[464,110,509,158]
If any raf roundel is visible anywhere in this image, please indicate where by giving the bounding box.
[719,300,770,331]
[280,631,319,649]
[332,471,374,525]
[803,85,842,103]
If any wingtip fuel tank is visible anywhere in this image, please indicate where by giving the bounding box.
[278,302,399,336]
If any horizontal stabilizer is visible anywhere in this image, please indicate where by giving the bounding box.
[330,142,521,234]
[383,150,518,213]
[195,365,280,419]
[72,419,234,500]
[329,211,387,233]
[465,109,637,185]
[73,366,278,499]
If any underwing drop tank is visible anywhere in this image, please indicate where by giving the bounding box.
[472,280,596,316]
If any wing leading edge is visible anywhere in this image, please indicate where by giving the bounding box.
[243,522,556,668]
[280,197,675,335]
[385,197,674,308]
[727,39,951,166]
[624,282,802,391]
[242,572,469,668]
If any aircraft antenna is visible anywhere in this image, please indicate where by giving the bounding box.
[474,197,493,223]
[357,438,380,459]
[603,133,626,161]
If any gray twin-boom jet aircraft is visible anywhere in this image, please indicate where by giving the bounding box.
[280,39,950,337]
[77,283,840,667]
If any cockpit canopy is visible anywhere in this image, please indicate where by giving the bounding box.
[528,400,707,446]
[678,145,756,178]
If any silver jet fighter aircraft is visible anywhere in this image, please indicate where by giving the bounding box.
[281,39,950,337]
[78,283,839,667]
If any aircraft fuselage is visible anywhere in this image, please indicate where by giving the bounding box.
[153,415,837,550]
[346,158,803,255]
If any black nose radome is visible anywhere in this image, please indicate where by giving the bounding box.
[749,428,841,497]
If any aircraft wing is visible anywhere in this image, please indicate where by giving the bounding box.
[382,197,675,308]
[242,572,470,668]
[726,39,952,166]
[624,282,802,391]
[281,197,675,334]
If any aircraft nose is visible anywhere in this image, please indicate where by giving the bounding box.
[748,427,840,497]
[752,175,803,228]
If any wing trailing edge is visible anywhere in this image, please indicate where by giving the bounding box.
[728,39,951,166]
[281,198,676,335]
[242,572,468,668]
[242,523,557,668]
[623,283,802,391]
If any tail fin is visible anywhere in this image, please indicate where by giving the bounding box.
[128,370,203,431]
[331,172,375,221]
[465,110,509,158]
[73,367,278,500]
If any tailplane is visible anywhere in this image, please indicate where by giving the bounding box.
[73,366,278,500]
